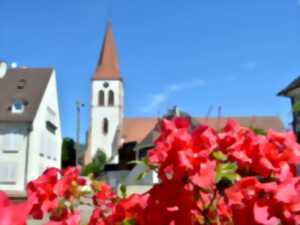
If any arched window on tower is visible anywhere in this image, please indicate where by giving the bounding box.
[103,118,109,135]
[108,90,114,106]
[99,90,105,106]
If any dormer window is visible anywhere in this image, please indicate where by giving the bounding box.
[11,100,25,114]
[17,79,26,90]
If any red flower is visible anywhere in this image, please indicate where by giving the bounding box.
[0,191,32,225]
[54,167,86,198]
[255,130,300,181]
[44,212,80,225]
[189,160,216,190]
[27,168,60,219]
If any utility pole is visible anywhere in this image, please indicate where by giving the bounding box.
[76,100,85,166]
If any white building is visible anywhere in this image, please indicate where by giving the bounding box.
[84,22,123,165]
[0,61,62,196]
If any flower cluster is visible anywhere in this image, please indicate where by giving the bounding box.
[218,120,300,181]
[27,167,85,225]
[1,117,300,225]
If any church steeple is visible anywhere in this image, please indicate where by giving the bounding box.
[93,22,121,80]
[87,21,124,165]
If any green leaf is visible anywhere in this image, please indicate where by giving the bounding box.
[120,184,127,198]
[223,173,240,181]
[212,151,227,161]
[122,218,136,225]
[251,127,267,136]
[223,162,238,171]
[127,160,145,165]
[293,102,300,113]
[215,162,239,183]
[137,171,149,181]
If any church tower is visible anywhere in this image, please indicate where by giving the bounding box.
[89,22,123,164]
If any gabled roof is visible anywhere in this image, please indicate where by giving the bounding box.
[278,76,300,96]
[125,107,284,152]
[123,118,158,143]
[93,22,121,81]
[0,68,53,122]
[123,116,284,145]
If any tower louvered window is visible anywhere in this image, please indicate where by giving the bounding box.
[108,90,114,106]
[99,90,105,106]
[103,118,109,135]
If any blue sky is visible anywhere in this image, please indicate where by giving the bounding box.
[1,0,300,141]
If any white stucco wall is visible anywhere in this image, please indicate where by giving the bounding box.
[125,164,159,186]
[27,70,62,181]
[0,123,30,191]
[100,170,129,189]
[90,80,123,164]
[118,185,153,195]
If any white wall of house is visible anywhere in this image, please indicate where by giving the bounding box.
[90,80,123,164]
[0,123,30,192]
[0,70,62,193]
[100,170,129,189]
[27,71,62,181]
[125,164,159,186]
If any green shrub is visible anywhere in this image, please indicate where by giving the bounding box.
[81,149,106,176]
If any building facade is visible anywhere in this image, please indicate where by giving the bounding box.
[0,62,62,195]
[278,76,300,140]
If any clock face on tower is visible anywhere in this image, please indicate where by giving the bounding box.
[103,82,109,88]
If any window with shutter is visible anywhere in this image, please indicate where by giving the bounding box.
[2,130,22,153]
[0,163,17,185]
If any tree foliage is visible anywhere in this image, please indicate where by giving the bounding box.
[61,138,76,168]
[81,149,107,177]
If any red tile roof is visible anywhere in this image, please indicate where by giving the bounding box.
[93,22,121,80]
[123,118,158,143]
[123,116,284,143]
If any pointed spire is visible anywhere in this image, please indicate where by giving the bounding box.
[93,22,121,80]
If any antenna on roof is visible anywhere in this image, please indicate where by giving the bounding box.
[157,110,161,118]
[205,105,213,121]
[250,116,256,128]
[175,105,180,117]
[217,105,222,131]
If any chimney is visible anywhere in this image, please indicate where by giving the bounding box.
[174,105,180,117]
[11,62,17,68]
[0,61,7,79]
